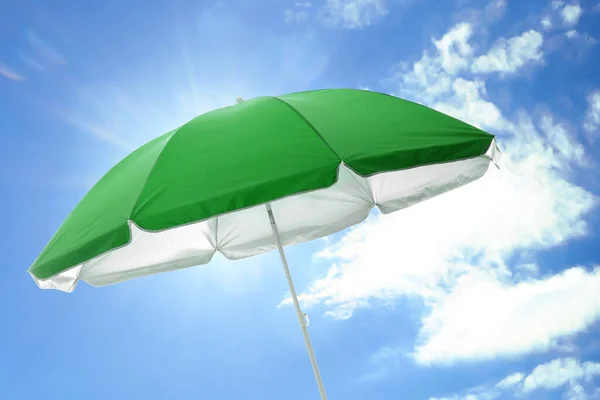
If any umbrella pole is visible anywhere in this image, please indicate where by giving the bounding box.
[266,204,329,400]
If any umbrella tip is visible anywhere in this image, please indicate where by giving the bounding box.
[236,97,244,104]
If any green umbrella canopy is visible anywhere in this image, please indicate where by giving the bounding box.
[29,88,499,291]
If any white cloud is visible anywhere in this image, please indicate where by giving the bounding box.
[0,63,26,81]
[432,78,506,130]
[566,383,591,400]
[471,30,544,74]
[523,358,600,392]
[18,51,45,72]
[321,0,388,28]
[584,90,600,136]
[553,0,566,10]
[390,55,452,104]
[484,0,507,22]
[566,29,579,38]
[561,2,583,27]
[429,395,478,400]
[25,30,66,66]
[429,371,524,400]
[538,113,585,166]
[496,372,525,389]
[391,24,545,109]
[389,23,474,105]
[416,267,600,364]
[284,1,312,23]
[284,8,310,23]
[542,15,553,29]
[434,23,474,74]
[430,358,600,399]
[567,384,600,400]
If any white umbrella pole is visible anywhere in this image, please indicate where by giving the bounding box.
[266,203,328,400]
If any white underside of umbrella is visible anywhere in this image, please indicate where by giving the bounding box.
[33,143,500,292]
[32,141,499,400]
[31,140,500,293]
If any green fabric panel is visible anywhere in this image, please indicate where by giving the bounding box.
[278,89,494,176]
[131,97,341,230]
[28,131,176,279]
[29,89,497,280]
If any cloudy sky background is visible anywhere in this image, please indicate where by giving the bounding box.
[1,0,600,399]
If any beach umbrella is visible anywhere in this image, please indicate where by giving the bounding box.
[29,89,500,399]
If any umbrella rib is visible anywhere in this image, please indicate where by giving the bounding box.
[270,96,343,163]
[129,128,179,220]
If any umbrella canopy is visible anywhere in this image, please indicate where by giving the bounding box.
[28,88,500,399]
[29,89,499,291]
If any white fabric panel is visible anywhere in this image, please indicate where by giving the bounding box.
[79,220,216,287]
[486,138,502,165]
[370,156,492,214]
[34,142,498,292]
[30,265,83,293]
[216,165,374,259]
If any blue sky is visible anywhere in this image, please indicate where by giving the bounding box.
[2,0,600,399]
